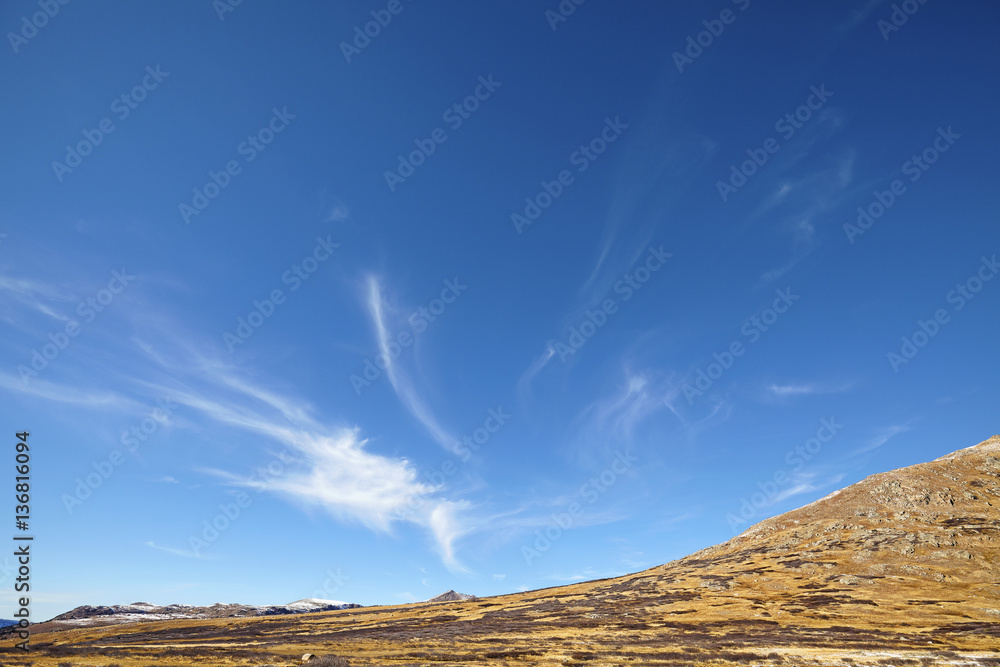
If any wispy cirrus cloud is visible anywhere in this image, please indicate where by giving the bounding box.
[852,423,912,455]
[768,383,822,397]
[786,472,846,503]
[0,275,73,301]
[771,477,822,504]
[204,425,470,569]
[545,568,625,583]
[0,371,145,411]
[0,274,77,325]
[364,275,458,454]
[748,470,846,510]
[515,345,555,406]
[574,371,668,443]
[764,380,854,399]
[662,378,733,434]
[315,188,351,222]
[144,541,206,559]
[149,364,472,570]
[646,511,696,532]
[1,302,474,570]
[573,127,697,315]
[838,0,888,32]
[754,149,856,286]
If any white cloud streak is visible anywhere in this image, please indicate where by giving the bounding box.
[364,276,458,454]
[852,423,911,455]
[144,541,204,559]
[156,368,471,569]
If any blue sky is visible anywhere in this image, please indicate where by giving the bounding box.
[1,1,998,620]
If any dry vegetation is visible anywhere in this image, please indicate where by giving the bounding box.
[5,436,999,667]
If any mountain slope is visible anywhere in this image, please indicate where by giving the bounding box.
[21,435,1000,666]
[634,433,1000,624]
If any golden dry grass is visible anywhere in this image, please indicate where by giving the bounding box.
[8,436,999,667]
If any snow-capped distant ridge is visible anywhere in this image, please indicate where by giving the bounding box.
[286,598,351,608]
[47,599,362,627]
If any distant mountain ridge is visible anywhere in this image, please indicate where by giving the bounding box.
[426,590,476,602]
[47,599,360,627]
